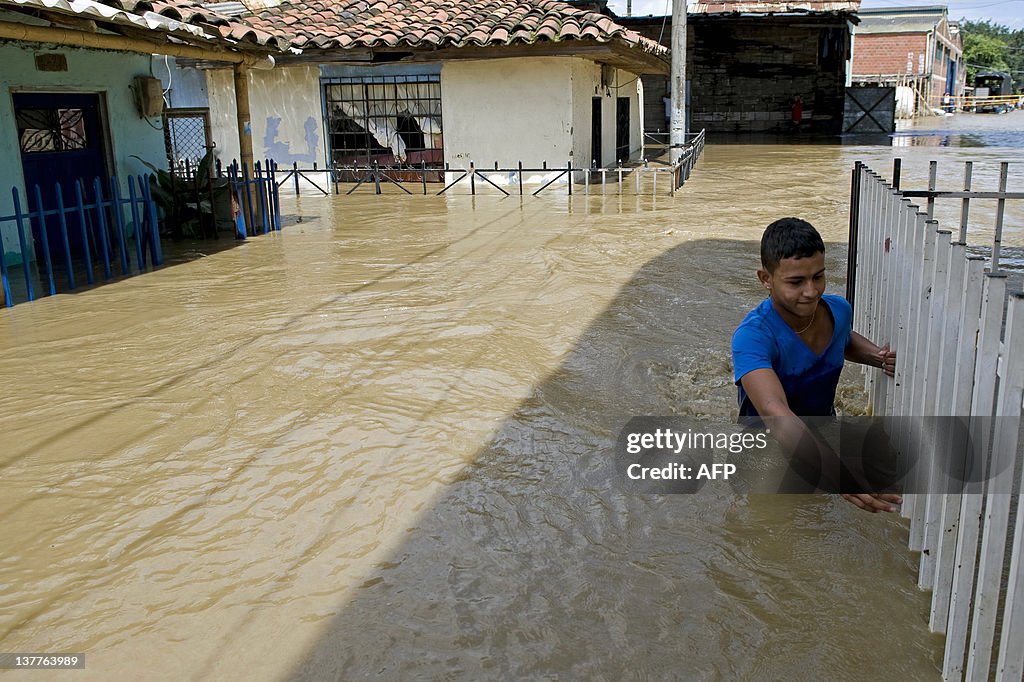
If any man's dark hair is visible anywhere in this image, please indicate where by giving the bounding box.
[760,217,825,272]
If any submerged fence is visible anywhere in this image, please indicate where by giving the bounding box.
[1,161,280,309]
[0,175,160,308]
[277,130,706,198]
[217,159,282,238]
[848,159,1024,680]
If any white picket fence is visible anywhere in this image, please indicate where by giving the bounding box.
[849,160,1024,680]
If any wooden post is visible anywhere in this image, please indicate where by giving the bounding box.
[233,64,263,232]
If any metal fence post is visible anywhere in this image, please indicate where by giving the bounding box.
[109,177,131,274]
[74,180,94,285]
[31,185,56,296]
[53,183,76,289]
[127,177,145,269]
[92,177,112,280]
[847,161,862,309]
[11,187,35,301]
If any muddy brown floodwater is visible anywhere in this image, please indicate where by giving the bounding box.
[2,116,1021,679]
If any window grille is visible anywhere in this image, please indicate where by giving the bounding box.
[322,74,443,168]
[17,108,87,153]
[162,108,213,179]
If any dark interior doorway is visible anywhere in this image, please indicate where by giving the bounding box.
[615,97,630,164]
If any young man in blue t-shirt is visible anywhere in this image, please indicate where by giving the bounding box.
[732,217,900,513]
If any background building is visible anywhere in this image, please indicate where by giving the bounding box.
[168,0,670,179]
[619,0,861,136]
[851,5,964,117]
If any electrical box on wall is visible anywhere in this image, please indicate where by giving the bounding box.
[133,76,163,117]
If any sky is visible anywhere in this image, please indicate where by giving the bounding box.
[605,0,1024,29]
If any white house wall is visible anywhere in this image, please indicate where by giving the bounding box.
[204,56,645,194]
[441,57,574,171]
[571,58,598,169]
[205,69,239,166]
[206,64,323,171]
[570,59,646,176]
[159,56,210,109]
[251,65,323,168]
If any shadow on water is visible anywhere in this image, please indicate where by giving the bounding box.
[2,215,308,307]
[269,238,938,680]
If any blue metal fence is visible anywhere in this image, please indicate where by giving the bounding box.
[1,160,282,309]
[1,175,160,308]
[218,159,282,238]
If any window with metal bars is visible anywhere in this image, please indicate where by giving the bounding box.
[322,74,443,168]
[17,108,87,152]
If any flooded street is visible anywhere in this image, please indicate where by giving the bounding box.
[1,113,1021,679]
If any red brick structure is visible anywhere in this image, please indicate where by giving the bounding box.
[851,6,964,117]
[619,0,861,136]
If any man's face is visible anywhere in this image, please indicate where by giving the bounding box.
[757,252,826,318]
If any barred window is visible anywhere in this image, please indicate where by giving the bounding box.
[322,75,443,168]
[17,108,87,153]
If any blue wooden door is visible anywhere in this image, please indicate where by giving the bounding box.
[14,92,109,263]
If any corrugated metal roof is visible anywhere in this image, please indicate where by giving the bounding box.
[201,0,248,16]
[0,0,292,48]
[4,0,208,38]
[855,8,944,34]
[693,0,859,14]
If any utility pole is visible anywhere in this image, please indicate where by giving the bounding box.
[627,0,632,16]
[670,0,687,163]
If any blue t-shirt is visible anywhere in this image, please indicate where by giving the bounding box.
[731,294,853,417]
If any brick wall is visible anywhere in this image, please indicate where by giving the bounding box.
[852,33,928,77]
[688,17,849,133]
[620,14,852,134]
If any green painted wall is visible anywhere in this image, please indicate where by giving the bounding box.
[0,41,167,268]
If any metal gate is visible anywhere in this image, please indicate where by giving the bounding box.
[162,107,213,177]
[842,87,896,134]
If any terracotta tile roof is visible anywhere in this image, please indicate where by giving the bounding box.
[243,0,668,56]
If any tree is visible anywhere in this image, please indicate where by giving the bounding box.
[958,19,1023,91]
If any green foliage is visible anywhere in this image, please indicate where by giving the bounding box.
[963,33,1009,76]
[959,19,1023,89]
[131,151,230,240]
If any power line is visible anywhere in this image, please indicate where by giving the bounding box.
[952,0,1024,7]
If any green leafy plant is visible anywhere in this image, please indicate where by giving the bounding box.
[132,150,231,239]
